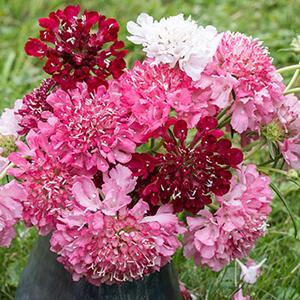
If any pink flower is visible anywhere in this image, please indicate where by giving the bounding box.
[25,5,127,90]
[115,60,217,141]
[232,289,251,300]
[0,180,26,247]
[40,82,136,172]
[8,130,78,235]
[207,32,285,133]
[0,99,23,137]
[279,138,300,169]
[50,199,184,285]
[101,164,137,215]
[236,258,266,284]
[183,165,272,271]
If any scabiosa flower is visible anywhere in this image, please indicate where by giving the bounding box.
[127,13,221,80]
[129,117,243,213]
[25,5,127,90]
[183,164,272,271]
[115,60,217,141]
[207,32,285,133]
[8,131,77,235]
[39,83,136,172]
[0,180,26,247]
[51,165,184,285]
[17,78,55,135]
[262,94,300,169]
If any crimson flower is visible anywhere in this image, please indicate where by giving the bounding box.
[129,117,243,214]
[24,5,127,90]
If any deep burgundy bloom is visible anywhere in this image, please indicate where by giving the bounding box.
[24,5,127,90]
[129,117,243,214]
[17,78,55,134]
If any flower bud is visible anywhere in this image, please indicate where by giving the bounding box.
[0,134,17,157]
[262,120,285,142]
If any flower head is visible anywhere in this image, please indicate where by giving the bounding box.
[0,180,26,247]
[39,83,136,172]
[129,117,243,213]
[236,258,266,284]
[8,131,77,235]
[208,32,285,133]
[127,13,221,80]
[51,165,184,285]
[183,165,272,271]
[25,5,127,90]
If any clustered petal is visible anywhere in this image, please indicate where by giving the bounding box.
[0,180,26,247]
[24,5,127,90]
[39,82,136,172]
[129,117,243,213]
[183,165,272,271]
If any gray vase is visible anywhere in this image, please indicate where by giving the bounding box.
[16,236,182,300]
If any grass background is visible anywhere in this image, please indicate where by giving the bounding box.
[0,0,299,299]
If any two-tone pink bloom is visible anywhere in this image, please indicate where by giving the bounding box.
[51,164,184,285]
[0,181,26,247]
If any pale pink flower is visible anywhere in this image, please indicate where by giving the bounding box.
[101,164,137,215]
[207,32,285,133]
[232,289,251,300]
[236,258,266,284]
[0,99,23,137]
[50,199,184,285]
[279,138,300,169]
[40,82,136,171]
[0,180,26,247]
[183,165,272,271]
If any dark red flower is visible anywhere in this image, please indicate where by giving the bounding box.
[128,117,243,214]
[24,5,127,91]
[17,78,55,134]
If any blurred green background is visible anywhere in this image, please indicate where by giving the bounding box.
[0,0,299,299]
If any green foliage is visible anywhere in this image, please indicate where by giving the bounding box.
[0,0,299,299]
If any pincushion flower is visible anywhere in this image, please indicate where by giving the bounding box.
[236,258,266,284]
[25,5,127,90]
[127,13,221,80]
[51,165,184,285]
[116,59,218,141]
[8,131,77,235]
[0,180,26,247]
[183,165,272,271]
[39,83,136,172]
[17,78,55,135]
[206,32,285,133]
[129,117,243,213]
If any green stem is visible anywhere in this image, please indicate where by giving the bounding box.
[258,166,288,176]
[244,141,265,160]
[284,87,300,95]
[218,115,231,128]
[0,162,14,181]
[277,64,300,74]
[285,64,300,92]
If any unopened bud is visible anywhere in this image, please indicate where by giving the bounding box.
[0,134,17,157]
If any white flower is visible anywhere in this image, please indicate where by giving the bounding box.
[236,258,267,284]
[127,13,222,81]
[0,99,22,137]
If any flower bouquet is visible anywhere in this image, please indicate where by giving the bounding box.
[0,5,299,300]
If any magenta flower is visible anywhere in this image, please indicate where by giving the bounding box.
[0,180,26,247]
[50,166,184,285]
[8,131,78,235]
[129,117,243,213]
[206,32,285,133]
[24,5,127,90]
[183,164,272,271]
[39,83,136,172]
